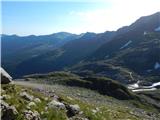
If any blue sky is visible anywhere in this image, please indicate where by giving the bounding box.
[1,0,160,36]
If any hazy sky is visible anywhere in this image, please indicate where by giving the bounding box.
[1,0,160,36]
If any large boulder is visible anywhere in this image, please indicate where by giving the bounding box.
[1,67,12,84]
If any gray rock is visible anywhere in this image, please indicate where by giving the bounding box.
[24,110,41,120]
[9,106,18,115]
[47,100,66,110]
[34,98,41,103]
[28,102,36,107]
[1,67,12,84]
[91,109,97,114]
[52,94,60,101]
[1,100,18,120]
[69,104,80,114]
[20,92,34,101]
[66,104,80,117]
[1,100,9,109]
[91,107,99,114]
[2,94,11,100]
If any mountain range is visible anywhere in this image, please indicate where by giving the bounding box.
[1,12,160,120]
[1,12,160,85]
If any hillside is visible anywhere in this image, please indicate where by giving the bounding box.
[23,71,136,100]
[71,12,160,84]
[2,81,160,120]
[2,31,115,78]
[1,68,160,120]
[1,32,79,78]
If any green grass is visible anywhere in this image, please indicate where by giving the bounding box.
[24,71,137,100]
[1,84,67,120]
[2,83,160,120]
[59,94,141,120]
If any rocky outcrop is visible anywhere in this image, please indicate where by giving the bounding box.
[1,67,12,84]
[1,100,18,120]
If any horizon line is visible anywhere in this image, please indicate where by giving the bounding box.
[2,9,159,37]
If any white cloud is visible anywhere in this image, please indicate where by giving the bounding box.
[69,0,160,33]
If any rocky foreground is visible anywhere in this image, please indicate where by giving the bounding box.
[1,68,160,120]
[1,81,160,120]
[1,84,90,120]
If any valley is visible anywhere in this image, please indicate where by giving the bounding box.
[2,12,160,86]
[1,11,160,120]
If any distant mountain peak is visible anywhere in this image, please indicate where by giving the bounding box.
[51,32,77,39]
[80,32,96,39]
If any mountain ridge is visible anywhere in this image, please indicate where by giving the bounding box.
[2,12,160,85]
